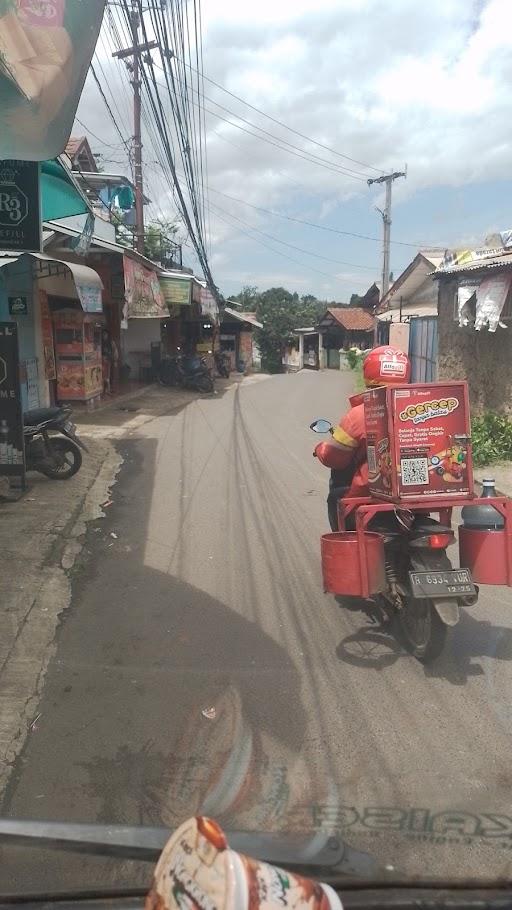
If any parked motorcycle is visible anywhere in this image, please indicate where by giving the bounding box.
[24,406,87,480]
[214,350,230,378]
[311,418,479,663]
[159,353,214,393]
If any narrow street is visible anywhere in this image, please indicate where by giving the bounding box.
[1,371,512,890]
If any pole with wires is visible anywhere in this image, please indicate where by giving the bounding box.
[368,169,406,301]
[112,2,158,253]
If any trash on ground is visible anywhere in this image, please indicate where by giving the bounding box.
[29,712,42,730]
[110,532,118,539]
[201,706,216,720]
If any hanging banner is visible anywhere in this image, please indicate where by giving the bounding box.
[457,277,481,327]
[475,272,512,332]
[39,288,56,379]
[199,286,219,324]
[0,159,41,251]
[159,275,191,307]
[0,0,105,161]
[0,321,25,488]
[123,254,166,318]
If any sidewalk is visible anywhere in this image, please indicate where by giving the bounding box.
[0,438,121,791]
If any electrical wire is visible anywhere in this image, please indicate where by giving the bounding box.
[165,53,384,175]
[89,62,132,154]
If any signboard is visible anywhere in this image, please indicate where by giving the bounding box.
[199,286,219,323]
[0,321,25,487]
[0,0,106,161]
[8,295,28,315]
[160,276,191,307]
[123,254,166,318]
[25,357,39,409]
[75,280,102,314]
[0,159,41,251]
[39,289,56,379]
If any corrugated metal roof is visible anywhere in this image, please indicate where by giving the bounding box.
[434,251,512,276]
[322,307,375,331]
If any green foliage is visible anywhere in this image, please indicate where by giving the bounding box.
[471,412,512,466]
[143,219,179,263]
[345,347,363,370]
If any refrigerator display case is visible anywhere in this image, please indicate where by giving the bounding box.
[53,309,103,402]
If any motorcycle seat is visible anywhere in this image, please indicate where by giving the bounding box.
[24,407,66,426]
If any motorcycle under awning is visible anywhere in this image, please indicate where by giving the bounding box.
[0,251,103,313]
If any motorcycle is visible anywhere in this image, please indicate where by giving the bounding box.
[214,350,230,378]
[311,418,479,663]
[159,353,214,393]
[24,406,87,480]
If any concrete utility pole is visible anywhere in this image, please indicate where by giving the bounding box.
[112,4,158,253]
[367,170,406,301]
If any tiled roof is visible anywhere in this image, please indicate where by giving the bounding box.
[326,307,375,331]
[65,136,85,158]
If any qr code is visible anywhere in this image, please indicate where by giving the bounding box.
[401,457,429,486]
[367,445,377,475]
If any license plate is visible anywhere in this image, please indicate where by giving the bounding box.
[63,421,76,434]
[409,569,476,598]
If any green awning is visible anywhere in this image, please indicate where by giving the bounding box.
[41,159,91,221]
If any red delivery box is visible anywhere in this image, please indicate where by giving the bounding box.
[364,381,474,501]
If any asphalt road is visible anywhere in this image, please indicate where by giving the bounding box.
[1,371,512,892]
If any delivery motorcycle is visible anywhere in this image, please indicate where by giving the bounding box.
[311,418,512,663]
[24,406,87,480]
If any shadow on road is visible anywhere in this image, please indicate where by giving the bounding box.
[334,608,512,685]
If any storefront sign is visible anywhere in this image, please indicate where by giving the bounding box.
[75,280,102,314]
[39,289,56,379]
[0,0,106,161]
[123,254,166,318]
[0,160,41,251]
[200,286,219,323]
[8,295,28,315]
[160,275,191,307]
[0,321,25,486]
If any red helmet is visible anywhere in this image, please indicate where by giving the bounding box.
[363,346,411,387]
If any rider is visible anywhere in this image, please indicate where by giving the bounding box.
[314,346,411,530]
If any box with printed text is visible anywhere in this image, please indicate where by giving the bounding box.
[364,381,473,501]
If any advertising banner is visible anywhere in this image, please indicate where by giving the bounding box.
[199,286,218,323]
[0,0,106,160]
[0,320,25,487]
[123,254,166,318]
[160,275,191,308]
[0,159,41,251]
[39,288,56,379]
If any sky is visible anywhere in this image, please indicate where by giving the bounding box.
[74,0,512,302]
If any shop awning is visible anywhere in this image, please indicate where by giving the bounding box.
[0,251,103,313]
[41,158,92,221]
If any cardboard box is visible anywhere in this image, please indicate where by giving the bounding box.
[364,381,473,501]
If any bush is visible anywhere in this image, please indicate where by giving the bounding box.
[471,412,512,466]
[345,347,363,370]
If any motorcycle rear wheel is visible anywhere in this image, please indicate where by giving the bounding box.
[39,437,82,480]
[396,597,447,663]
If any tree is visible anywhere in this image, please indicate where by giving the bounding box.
[231,285,260,310]
[144,218,180,263]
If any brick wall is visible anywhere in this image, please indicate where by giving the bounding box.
[438,278,512,415]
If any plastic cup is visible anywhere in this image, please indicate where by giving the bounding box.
[146,816,342,910]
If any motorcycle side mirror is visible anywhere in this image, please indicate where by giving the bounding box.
[310,418,332,434]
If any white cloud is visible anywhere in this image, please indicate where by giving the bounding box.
[76,0,512,296]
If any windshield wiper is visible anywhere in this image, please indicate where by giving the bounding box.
[0,818,378,878]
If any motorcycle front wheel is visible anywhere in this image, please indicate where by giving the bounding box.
[196,375,214,393]
[39,437,82,480]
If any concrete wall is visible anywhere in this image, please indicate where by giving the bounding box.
[123,318,162,376]
[438,277,512,415]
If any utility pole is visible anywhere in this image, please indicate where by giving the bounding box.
[367,170,406,301]
[112,5,158,254]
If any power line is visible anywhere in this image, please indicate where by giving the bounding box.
[203,184,444,249]
[157,56,383,176]
[89,62,132,153]
[204,198,376,271]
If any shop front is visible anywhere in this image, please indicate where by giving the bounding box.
[0,251,103,409]
[122,252,166,381]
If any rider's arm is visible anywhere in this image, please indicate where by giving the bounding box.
[314,420,359,470]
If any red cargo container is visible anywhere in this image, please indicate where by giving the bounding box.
[364,381,473,501]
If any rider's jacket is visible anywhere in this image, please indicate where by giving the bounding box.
[314,392,369,497]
